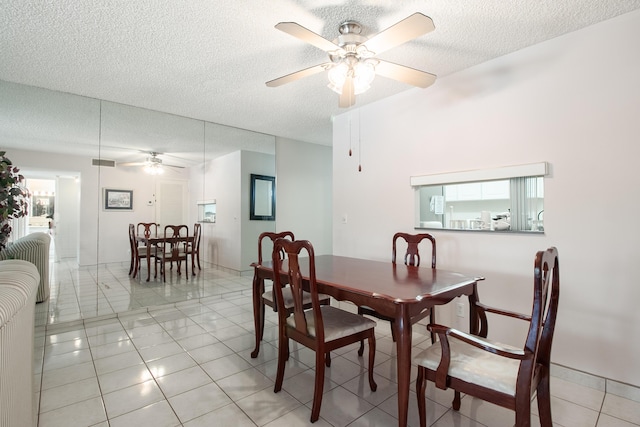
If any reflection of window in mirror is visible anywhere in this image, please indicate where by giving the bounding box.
[413,163,546,233]
[197,200,216,223]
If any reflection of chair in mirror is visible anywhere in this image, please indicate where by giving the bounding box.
[155,225,189,281]
[414,247,560,427]
[251,231,330,358]
[136,222,161,271]
[187,223,202,273]
[137,222,158,238]
[272,238,377,423]
[128,224,137,276]
[129,224,153,278]
[358,232,437,354]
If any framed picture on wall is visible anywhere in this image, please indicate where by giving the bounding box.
[250,174,275,220]
[104,188,133,210]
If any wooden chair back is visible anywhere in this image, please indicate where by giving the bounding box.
[163,224,189,250]
[272,239,319,340]
[258,231,295,265]
[192,223,202,251]
[156,225,190,280]
[137,222,158,238]
[392,232,436,267]
[128,224,136,251]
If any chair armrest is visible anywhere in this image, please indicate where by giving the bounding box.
[427,323,530,389]
[476,302,531,322]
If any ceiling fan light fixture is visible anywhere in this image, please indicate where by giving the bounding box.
[144,162,164,175]
[327,62,349,93]
[327,59,376,95]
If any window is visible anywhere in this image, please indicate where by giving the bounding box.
[412,162,546,233]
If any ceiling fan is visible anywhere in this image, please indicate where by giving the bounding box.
[266,12,437,108]
[119,152,185,175]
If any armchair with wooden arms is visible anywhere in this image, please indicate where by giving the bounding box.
[414,247,560,427]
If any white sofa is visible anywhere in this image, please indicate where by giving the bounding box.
[0,260,39,427]
[0,232,50,302]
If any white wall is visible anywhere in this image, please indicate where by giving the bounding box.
[276,137,333,255]
[196,150,242,271]
[191,150,276,273]
[332,10,640,387]
[55,176,80,260]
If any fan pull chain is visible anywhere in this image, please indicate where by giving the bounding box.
[358,109,362,172]
[348,113,353,156]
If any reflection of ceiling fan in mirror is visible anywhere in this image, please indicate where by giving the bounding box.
[119,152,185,175]
[266,12,437,108]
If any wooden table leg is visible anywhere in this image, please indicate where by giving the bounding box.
[251,269,265,358]
[395,306,412,427]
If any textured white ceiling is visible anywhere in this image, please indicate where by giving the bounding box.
[1,0,639,159]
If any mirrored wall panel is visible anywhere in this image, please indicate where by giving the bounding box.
[0,80,275,324]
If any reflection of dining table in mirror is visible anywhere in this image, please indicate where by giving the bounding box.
[251,255,482,427]
[135,231,194,282]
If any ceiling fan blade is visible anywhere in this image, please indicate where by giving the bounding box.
[339,76,355,108]
[275,22,342,53]
[118,161,145,167]
[266,63,332,87]
[375,60,437,88]
[363,13,435,55]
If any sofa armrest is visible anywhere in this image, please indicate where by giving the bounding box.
[0,259,39,427]
[0,233,51,302]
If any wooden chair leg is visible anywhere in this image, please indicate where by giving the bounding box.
[416,367,427,427]
[129,253,134,275]
[428,308,436,343]
[274,331,287,393]
[251,299,265,358]
[311,350,325,423]
[536,374,553,427]
[358,306,366,356]
[367,334,377,391]
[453,391,461,410]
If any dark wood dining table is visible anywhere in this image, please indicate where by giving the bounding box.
[135,234,194,281]
[251,254,482,427]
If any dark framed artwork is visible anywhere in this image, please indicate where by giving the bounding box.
[104,188,133,210]
[250,174,275,220]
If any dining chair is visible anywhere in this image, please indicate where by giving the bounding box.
[155,224,190,281]
[414,247,560,427]
[358,232,437,355]
[128,224,153,278]
[271,238,377,423]
[251,231,330,358]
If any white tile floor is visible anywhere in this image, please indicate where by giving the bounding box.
[32,247,640,426]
